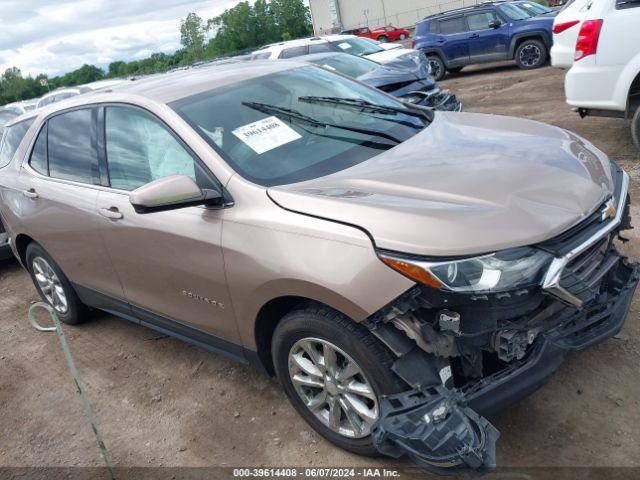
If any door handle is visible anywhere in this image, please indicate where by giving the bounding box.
[99,207,123,220]
[23,188,39,199]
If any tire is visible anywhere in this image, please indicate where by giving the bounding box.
[377,35,388,43]
[272,307,406,456]
[399,34,407,40]
[26,242,89,325]
[427,55,446,81]
[447,66,463,74]
[632,106,640,152]
[515,39,547,70]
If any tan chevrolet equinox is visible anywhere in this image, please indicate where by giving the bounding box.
[0,61,637,474]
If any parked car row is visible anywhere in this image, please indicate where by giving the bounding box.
[252,34,461,111]
[550,0,640,151]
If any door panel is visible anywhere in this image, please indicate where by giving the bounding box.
[466,11,510,61]
[18,109,123,298]
[436,16,470,66]
[97,105,238,342]
[18,173,124,297]
[96,191,238,341]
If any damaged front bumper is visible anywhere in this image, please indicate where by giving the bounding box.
[367,170,638,475]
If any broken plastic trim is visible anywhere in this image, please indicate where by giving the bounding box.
[372,386,499,476]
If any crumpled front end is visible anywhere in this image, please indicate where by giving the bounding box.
[365,167,638,475]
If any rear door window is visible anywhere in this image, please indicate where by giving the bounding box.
[279,46,309,59]
[0,118,34,169]
[438,16,467,35]
[616,0,640,9]
[308,43,335,53]
[47,108,100,184]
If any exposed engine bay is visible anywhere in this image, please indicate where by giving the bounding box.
[365,199,639,475]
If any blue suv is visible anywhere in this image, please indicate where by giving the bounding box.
[413,2,554,80]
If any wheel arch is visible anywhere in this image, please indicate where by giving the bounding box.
[14,233,35,266]
[253,295,346,376]
[626,70,640,118]
[509,32,549,58]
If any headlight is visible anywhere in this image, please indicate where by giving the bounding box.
[401,94,423,104]
[379,247,553,293]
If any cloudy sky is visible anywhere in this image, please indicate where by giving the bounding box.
[0,0,246,77]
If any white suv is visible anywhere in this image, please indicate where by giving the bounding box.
[564,0,640,150]
[252,35,428,72]
[551,0,593,68]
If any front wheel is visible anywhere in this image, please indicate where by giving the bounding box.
[427,55,446,81]
[399,33,407,40]
[272,307,405,456]
[515,39,547,69]
[632,107,640,152]
[377,35,388,43]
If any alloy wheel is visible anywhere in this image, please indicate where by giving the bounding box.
[32,256,68,314]
[288,337,378,438]
[428,58,442,79]
[519,44,541,67]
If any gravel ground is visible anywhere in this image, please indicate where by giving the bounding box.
[1,63,639,479]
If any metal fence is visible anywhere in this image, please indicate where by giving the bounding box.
[318,0,483,34]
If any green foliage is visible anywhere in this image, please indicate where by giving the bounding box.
[0,0,312,106]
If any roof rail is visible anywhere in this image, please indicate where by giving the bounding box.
[424,2,500,19]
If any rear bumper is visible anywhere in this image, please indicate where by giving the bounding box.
[466,258,639,417]
[565,60,626,111]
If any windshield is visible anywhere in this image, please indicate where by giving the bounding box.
[498,4,533,19]
[171,66,425,187]
[519,2,552,13]
[329,37,385,56]
[309,54,380,78]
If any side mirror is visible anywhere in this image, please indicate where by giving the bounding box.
[129,174,222,214]
[489,20,502,29]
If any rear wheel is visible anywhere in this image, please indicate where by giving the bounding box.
[272,307,405,456]
[26,243,89,325]
[378,35,389,43]
[427,55,446,81]
[399,33,407,40]
[515,39,547,69]
[632,107,640,152]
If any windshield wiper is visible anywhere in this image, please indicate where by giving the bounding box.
[298,96,434,123]
[242,101,403,145]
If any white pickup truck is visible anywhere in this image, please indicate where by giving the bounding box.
[564,0,640,150]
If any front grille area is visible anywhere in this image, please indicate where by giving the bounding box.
[559,235,620,304]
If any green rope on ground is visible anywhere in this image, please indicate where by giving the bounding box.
[28,302,117,480]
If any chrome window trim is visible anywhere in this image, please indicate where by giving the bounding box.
[541,171,629,308]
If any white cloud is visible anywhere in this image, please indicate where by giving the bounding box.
[0,0,241,77]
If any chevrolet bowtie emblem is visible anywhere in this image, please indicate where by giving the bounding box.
[601,198,617,222]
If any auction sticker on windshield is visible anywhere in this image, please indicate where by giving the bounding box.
[232,116,302,155]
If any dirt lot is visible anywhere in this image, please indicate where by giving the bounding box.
[1,64,640,478]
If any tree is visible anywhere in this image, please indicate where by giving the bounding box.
[0,0,314,107]
[180,12,206,63]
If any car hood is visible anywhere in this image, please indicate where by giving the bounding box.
[367,48,429,71]
[358,66,436,91]
[268,112,614,257]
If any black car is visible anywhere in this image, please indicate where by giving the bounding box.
[297,52,462,111]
